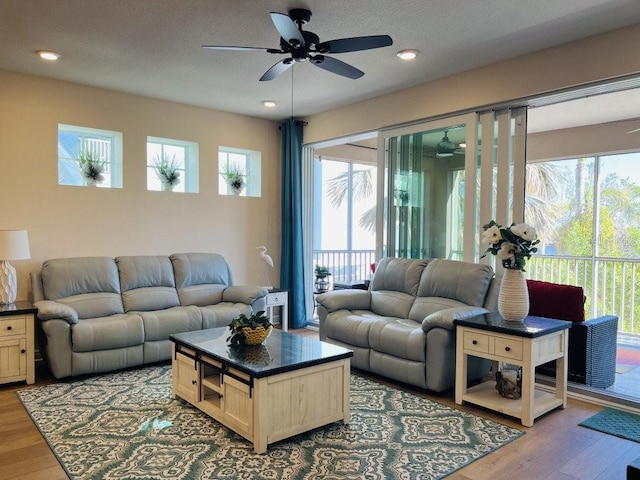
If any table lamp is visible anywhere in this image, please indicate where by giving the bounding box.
[0,230,31,305]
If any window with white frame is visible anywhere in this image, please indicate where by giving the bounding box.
[218,146,261,197]
[58,124,123,188]
[147,137,199,193]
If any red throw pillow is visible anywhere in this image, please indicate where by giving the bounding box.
[526,279,586,323]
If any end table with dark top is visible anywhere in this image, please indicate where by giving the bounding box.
[0,301,37,385]
[454,312,571,427]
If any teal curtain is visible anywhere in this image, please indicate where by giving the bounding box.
[280,118,306,329]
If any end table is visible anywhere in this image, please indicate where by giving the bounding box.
[454,312,570,427]
[265,289,288,331]
[0,301,36,385]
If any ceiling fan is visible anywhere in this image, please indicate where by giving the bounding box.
[202,8,393,81]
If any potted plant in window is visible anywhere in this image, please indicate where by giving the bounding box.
[314,265,332,293]
[227,311,273,345]
[77,150,105,186]
[221,164,246,195]
[152,153,181,191]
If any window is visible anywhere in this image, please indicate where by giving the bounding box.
[58,124,123,188]
[147,137,199,193]
[218,146,261,197]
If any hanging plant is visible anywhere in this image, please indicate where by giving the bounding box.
[221,164,246,194]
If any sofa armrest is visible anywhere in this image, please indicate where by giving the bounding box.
[222,285,268,305]
[422,306,490,333]
[34,300,79,324]
[316,289,371,313]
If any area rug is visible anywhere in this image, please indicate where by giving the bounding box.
[579,407,640,443]
[18,365,524,480]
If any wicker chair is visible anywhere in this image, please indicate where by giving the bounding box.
[529,279,619,388]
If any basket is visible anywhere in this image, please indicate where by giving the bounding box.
[241,325,272,345]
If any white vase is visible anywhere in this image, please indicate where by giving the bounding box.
[498,268,530,323]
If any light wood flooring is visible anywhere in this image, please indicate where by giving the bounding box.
[1,327,639,480]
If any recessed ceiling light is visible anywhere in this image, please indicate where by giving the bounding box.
[36,50,61,61]
[396,49,419,61]
[262,100,277,108]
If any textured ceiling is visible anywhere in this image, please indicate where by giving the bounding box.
[2,0,640,121]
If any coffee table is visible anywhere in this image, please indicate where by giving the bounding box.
[170,327,353,453]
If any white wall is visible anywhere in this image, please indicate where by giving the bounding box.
[0,71,282,301]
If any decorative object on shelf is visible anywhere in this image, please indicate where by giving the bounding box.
[482,220,539,323]
[0,230,31,305]
[227,311,273,345]
[77,149,105,186]
[152,152,180,191]
[495,364,522,399]
[221,164,246,195]
[314,265,332,293]
[256,245,274,288]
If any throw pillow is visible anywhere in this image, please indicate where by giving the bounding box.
[527,279,585,322]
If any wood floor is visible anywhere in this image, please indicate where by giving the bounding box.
[1,328,639,480]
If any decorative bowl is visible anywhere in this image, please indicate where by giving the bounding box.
[241,325,272,345]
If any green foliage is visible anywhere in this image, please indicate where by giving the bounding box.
[77,149,105,181]
[314,265,331,278]
[227,311,272,345]
[152,152,180,187]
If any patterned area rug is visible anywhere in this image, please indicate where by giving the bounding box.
[580,407,640,443]
[18,365,523,480]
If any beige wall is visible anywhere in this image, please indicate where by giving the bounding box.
[303,24,640,144]
[0,70,281,301]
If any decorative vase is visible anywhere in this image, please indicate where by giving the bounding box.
[498,268,530,323]
[315,275,330,293]
[161,182,174,192]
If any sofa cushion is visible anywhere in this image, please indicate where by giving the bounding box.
[171,253,233,306]
[323,310,383,348]
[139,306,203,342]
[116,256,180,311]
[200,302,252,329]
[527,279,585,322]
[72,314,144,352]
[41,257,124,318]
[370,257,428,296]
[371,290,416,319]
[409,296,469,322]
[417,259,494,306]
[368,318,426,362]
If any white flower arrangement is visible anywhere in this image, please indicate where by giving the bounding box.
[481,220,539,271]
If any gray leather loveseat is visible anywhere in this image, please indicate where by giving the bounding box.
[31,253,267,379]
[317,257,498,393]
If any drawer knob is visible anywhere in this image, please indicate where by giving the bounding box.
[7,326,12,331]
[191,380,197,385]
[472,340,478,345]
[21,349,26,354]
[505,346,511,352]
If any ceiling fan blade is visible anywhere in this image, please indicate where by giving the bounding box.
[259,58,294,81]
[202,45,283,53]
[309,55,364,79]
[270,12,305,48]
[316,35,392,54]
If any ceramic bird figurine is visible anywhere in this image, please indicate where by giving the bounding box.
[256,245,274,287]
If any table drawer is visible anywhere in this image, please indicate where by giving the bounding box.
[0,316,26,338]
[494,336,523,361]
[463,331,489,354]
[266,293,286,305]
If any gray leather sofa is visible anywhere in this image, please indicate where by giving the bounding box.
[317,257,498,393]
[31,253,267,379]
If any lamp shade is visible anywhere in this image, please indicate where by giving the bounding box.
[0,230,31,260]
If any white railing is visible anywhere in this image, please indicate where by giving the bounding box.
[312,250,376,284]
[528,255,640,335]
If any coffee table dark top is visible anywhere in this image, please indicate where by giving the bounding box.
[170,327,353,378]
[453,312,571,338]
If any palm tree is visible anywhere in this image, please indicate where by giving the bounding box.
[325,167,377,233]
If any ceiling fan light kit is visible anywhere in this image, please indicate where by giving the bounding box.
[436,131,457,157]
[203,8,392,81]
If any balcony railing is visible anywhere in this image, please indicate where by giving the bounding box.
[312,250,376,284]
[528,255,639,336]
